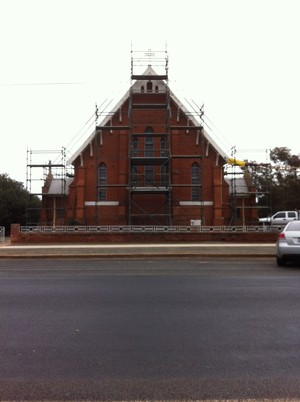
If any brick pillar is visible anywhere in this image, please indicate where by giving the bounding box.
[76,166,86,224]
[10,223,21,244]
[213,166,225,225]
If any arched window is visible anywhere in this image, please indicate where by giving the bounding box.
[160,137,168,186]
[191,162,200,201]
[144,127,153,185]
[141,85,145,93]
[132,136,138,157]
[98,163,107,201]
[146,81,153,92]
[155,85,159,93]
[131,137,138,186]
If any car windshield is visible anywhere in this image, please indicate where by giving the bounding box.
[286,221,300,231]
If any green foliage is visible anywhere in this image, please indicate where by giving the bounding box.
[270,147,300,168]
[0,173,41,234]
[246,147,300,215]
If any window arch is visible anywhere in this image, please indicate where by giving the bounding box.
[145,126,154,134]
[98,163,107,201]
[191,162,200,201]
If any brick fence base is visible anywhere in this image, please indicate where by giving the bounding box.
[10,224,278,244]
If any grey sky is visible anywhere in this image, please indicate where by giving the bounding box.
[1,0,299,184]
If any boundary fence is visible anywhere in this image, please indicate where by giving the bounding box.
[20,225,283,234]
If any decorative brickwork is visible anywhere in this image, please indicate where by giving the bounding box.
[11,224,278,245]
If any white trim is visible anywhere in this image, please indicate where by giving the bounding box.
[180,201,213,206]
[85,201,119,206]
[98,129,103,145]
[205,141,210,156]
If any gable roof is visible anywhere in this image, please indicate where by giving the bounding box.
[67,66,228,165]
[225,177,251,197]
[43,177,73,196]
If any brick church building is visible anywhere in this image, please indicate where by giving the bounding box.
[40,51,257,227]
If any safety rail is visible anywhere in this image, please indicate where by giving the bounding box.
[20,225,283,234]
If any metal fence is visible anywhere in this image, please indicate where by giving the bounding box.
[0,227,5,243]
[20,225,283,234]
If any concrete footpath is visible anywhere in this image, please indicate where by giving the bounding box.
[0,239,275,258]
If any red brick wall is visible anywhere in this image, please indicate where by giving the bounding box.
[56,91,254,226]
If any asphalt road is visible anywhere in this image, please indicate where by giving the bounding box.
[1,257,300,400]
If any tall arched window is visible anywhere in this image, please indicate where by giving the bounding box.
[146,81,153,92]
[160,137,168,186]
[191,162,200,201]
[98,163,107,201]
[131,137,138,186]
[145,127,153,185]
[132,136,138,157]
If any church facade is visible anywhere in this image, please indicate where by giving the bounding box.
[40,52,257,227]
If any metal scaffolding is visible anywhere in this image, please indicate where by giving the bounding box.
[26,148,68,195]
[128,49,172,225]
[26,147,73,225]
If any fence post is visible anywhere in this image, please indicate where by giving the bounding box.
[0,226,5,243]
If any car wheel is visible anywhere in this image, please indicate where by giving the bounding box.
[276,256,286,267]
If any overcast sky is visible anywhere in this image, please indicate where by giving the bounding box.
[1,0,299,186]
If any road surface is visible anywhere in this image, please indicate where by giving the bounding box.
[0,257,300,400]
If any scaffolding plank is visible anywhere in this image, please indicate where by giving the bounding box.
[27,164,65,167]
[131,157,169,165]
[129,187,170,194]
[96,126,130,130]
[131,74,167,80]
[132,104,168,109]
[170,126,203,130]
[130,133,169,137]
[171,155,203,158]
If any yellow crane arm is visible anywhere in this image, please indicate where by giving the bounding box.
[227,158,247,167]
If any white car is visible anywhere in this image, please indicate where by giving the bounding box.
[260,210,299,226]
[276,220,300,266]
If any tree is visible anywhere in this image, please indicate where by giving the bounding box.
[0,174,41,234]
[246,147,300,215]
[270,147,300,169]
